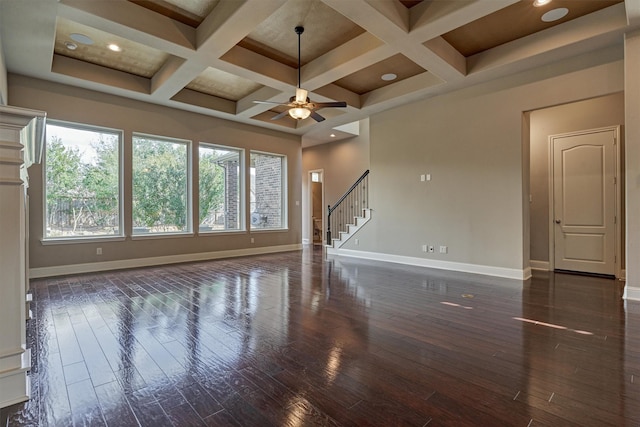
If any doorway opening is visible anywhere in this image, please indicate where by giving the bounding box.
[309,170,324,246]
[527,93,625,280]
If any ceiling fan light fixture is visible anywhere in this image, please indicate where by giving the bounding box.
[289,107,311,120]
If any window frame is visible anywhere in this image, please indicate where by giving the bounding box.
[249,150,288,231]
[42,120,124,242]
[131,132,193,238]
[198,142,245,234]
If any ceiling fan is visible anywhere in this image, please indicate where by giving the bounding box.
[253,26,347,122]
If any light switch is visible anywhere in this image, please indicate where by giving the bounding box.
[420,174,426,182]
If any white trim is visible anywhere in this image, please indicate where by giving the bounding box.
[327,248,530,280]
[530,260,550,271]
[42,236,127,245]
[29,243,302,278]
[623,286,640,301]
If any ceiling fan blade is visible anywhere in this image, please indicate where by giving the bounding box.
[253,100,289,105]
[313,101,347,109]
[310,111,325,122]
[295,88,308,103]
[271,110,290,121]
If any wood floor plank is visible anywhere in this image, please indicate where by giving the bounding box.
[2,248,639,426]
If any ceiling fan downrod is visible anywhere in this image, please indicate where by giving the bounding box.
[295,26,304,90]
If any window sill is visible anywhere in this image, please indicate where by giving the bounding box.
[131,232,195,240]
[250,228,289,233]
[41,236,126,245]
[197,229,246,236]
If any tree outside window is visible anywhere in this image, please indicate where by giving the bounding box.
[132,134,190,235]
[44,123,121,238]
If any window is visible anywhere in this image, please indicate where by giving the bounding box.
[44,122,122,239]
[250,151,286,229]
[199,144,243,232]
[132,134,190,235]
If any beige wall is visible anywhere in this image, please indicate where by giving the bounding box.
[342,50,624,274]
[624,31,640,298]
[529,93,625,264]
[8,74,302,270]
[0,35,7,105]
[301,118,370,243]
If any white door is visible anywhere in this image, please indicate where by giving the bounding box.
[552,128,617,276]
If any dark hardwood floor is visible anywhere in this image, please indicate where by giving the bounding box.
[2,247,639,426]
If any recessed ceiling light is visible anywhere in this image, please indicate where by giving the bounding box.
[381,73,397,81]
[533,0,551,7]
[108,43,122,52]
[330,133,336,138]
[541,7,568,22]
[64,41,78,51]
[69,33,94,45]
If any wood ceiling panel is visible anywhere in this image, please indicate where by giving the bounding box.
[238,0,365,67]
[442,0,623,57]
[128,0,219,27]
[334,54,426,95]
[399,0,424,8]
[186,67,263,101]
[55,18,169,78]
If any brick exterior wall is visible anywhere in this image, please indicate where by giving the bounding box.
[224,159,239,229]
[252,154,283,228]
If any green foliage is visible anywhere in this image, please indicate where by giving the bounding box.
[132,137,188,231]
[46,128,233,236]
[46,133,120,235]
[84,136,119,226]
[198,150,226,225]
[46,136,83,198]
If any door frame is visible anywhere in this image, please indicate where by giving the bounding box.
[547,125,621,277]
[308,169,325,245]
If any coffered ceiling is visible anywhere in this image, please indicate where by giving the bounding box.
[1,0,637,145]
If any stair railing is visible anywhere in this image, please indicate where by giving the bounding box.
[327,170,369,245]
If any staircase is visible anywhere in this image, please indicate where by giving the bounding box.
[326,208,371,252]
[326,170,370,252]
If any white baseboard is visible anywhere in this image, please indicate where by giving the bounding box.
[530,260,550,271]
[29,244,302,278]
[327,248,530,280]
[624,285,640,301]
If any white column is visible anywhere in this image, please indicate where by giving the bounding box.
[624,31,640,300]
[0,106,44,408]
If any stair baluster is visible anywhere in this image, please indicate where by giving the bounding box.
[327,170,369,245]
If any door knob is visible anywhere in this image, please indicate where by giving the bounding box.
[555,219,561,224]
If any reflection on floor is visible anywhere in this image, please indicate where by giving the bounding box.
[2,247,639,426]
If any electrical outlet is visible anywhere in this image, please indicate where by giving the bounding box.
[422,244,427,252]
[439,246,448,254]
[428,245,435,253]
[96,247,102,255]
[250,237,254,244]
[355,238,359,245]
